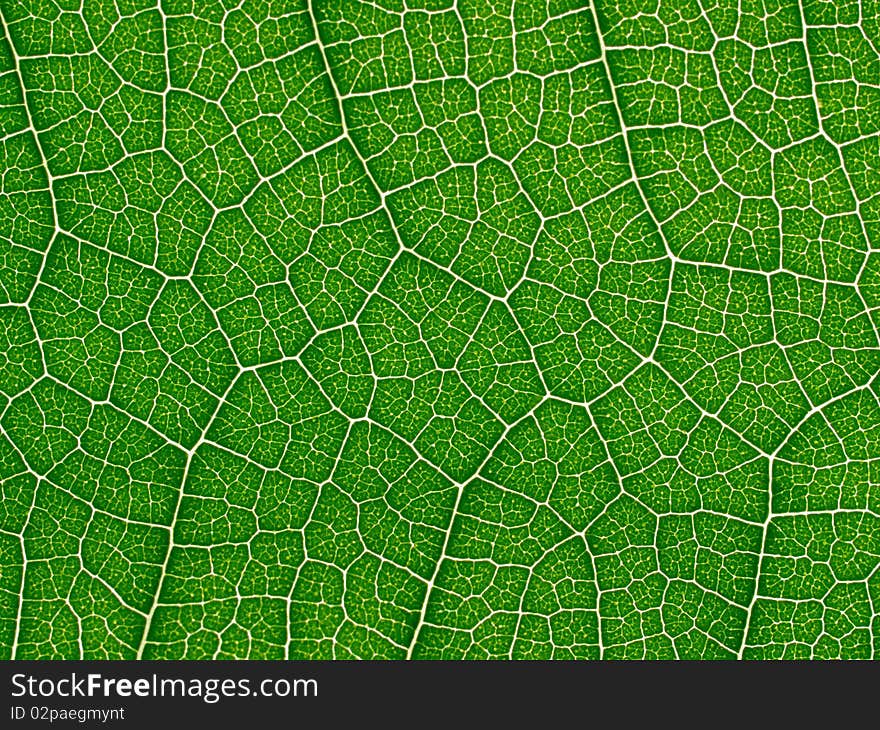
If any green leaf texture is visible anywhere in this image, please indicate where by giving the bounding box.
[1,0,879,659]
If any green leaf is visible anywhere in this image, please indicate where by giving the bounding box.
[1,0,879,659]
